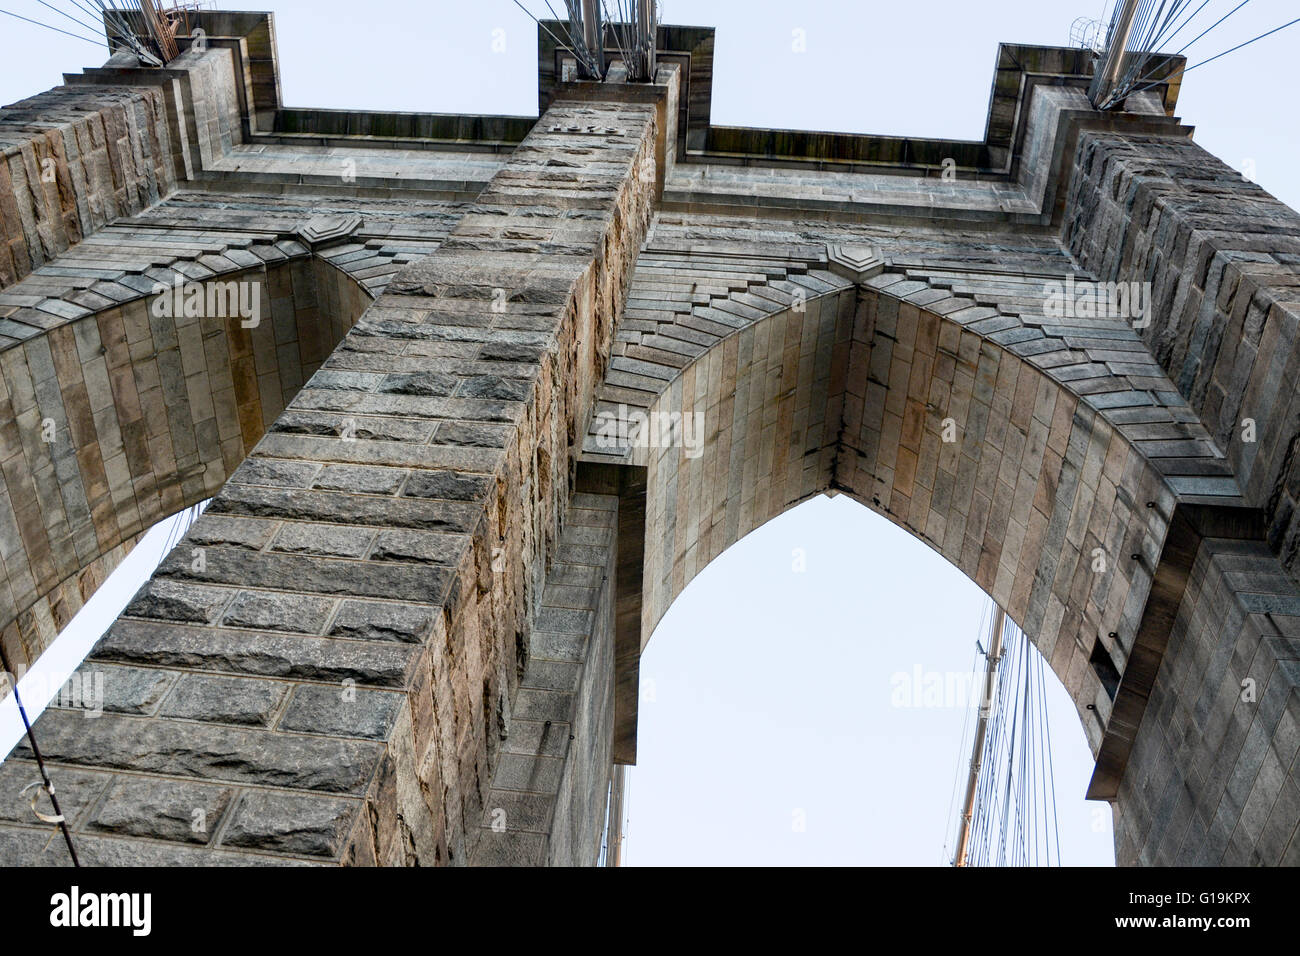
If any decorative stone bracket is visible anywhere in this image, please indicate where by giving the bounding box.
[292,214,364,250]
[827,244,886,284]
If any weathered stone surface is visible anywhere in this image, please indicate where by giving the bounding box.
[93,620,416,687]
[124,580,233,625]
[402,470,493,501]
[380,372,458,396]
[210,484,482,533]
[13,709,382,794]
[221,791,359,858]
[268,524,374,559]
[0,761,108,828]
[155,548,453,604]
[87,777,236,844]
[159,674,288,726]
[51,663,178,716]
[313,464,406,495]
[221,591,336,633]
[277,684,402,740]
[186,516,278,551]
[327,600,435,644]
[232,459,322,488]
[369,529,465,565]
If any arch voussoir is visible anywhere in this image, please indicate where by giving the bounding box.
[582,233,1297,865]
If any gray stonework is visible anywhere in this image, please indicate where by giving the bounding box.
[0,14,1296,865]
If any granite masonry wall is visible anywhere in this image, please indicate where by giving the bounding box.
[0,89,660,865]
[1,84,174,289]
[0,246,372,683]
[469,492,618,866]
[1063,128,1300,863]
[1114,536,1300,865]
[1064,131,1300,560]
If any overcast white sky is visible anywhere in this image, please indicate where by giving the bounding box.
[1,0,1297,866]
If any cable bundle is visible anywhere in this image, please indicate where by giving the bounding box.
[960,611,1062,867]
[1091,0,1300,110]
[508,0,659,81]
[1,1,210,66]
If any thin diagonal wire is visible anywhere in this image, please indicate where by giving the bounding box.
[1116,0,1171,93]
[10,681,80,864]
[36,0,104,35]
[1155,0,1211,49]
[1172,0,1251,55]
[89,0,161,62]
[962,614,1064,866]
[1181,13,1300,66]
[0,6,103,43]
[602,0,630,69]
[1129,12,1300,97]
[92,0,138,45]
[972,612,1011,865]
[943,600,989,863]
[65,0,130,41]
[554,0,593,68]
[510,0,596,74]
[67,0,121,31]
[1151,0,1209,50]
[1037,641,1061,862]
[1141,0,1188,56]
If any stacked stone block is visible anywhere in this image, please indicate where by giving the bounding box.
[470,492,617,866]
[1116,537,1300,864]
[0,243,372,680]
[1,90,660,865]
[1063,131,1300,566]
[1,85,174,288]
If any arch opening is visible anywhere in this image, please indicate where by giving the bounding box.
[0,499,208,758]
[626,492,1115,865]
[605,282,1177,757]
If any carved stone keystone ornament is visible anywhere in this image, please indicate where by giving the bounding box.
[826,243,886,282]
[294,213,363,249]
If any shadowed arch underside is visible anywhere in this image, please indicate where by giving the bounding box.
[0,231,377,681]
[581,241,1216,751]
[577,229,1300,865]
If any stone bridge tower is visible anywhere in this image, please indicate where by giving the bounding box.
[0,13,1297,866]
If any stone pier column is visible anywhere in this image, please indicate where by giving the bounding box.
[0,78,670,865]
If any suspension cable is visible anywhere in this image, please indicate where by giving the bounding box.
[1128,12,1300,98]
[9,681,80,865]
[954,608,1061,866]
[1171,0,1251,56]
[0,6,104,45]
